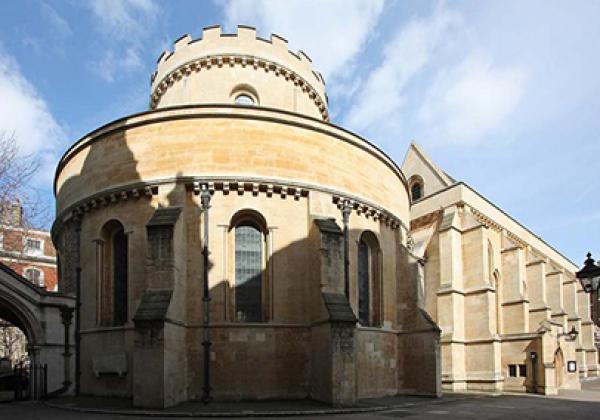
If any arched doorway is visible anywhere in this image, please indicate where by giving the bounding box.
[0,293,42,353]
[0,292,43,400]
[0,263,75,400]
[554,348,565,389]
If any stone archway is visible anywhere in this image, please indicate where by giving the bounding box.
[0,292,44,349]
[0,263,75,398]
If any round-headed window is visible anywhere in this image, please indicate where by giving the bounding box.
[235,94,255,106]
[411,182,423,201]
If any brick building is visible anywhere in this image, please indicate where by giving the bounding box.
[0,200,57,291]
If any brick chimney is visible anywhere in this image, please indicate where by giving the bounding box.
[1,199,23,227]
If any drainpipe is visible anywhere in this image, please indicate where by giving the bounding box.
[200,185,212,403]
[341,200,352,299]
[75,267,81,396]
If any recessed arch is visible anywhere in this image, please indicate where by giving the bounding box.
[229,208,268,235]
[408,175,424,202]
[98,219,128,326]
[357,230,382,327]
[493,269,502,334]
[230,83,260,106]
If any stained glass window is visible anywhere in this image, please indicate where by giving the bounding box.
[235,224,262,322]
[358,239,370,326]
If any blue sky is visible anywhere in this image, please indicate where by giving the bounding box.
[0,0,599,265]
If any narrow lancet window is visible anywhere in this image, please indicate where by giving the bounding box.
[112,228,128,325]
[358,239,370,326]
[357,231,382,327]
[235,223,262,322]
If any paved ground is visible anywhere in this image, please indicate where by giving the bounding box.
[1,380,599,419]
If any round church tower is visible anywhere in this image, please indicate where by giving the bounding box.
[53,26,438,408]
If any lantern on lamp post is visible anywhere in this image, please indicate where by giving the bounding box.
[576,252,600,325]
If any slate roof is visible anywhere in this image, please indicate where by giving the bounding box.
[147,206,182,228]
[322,292,357,323]
[133,289,173,322]
[314,218,342,235]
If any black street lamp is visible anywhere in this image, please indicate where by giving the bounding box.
[200,185,212,404]
[576,253,600,292]
[576,252,600,325]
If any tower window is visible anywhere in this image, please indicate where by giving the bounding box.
[234,94,255,106]
[411,182,423,201]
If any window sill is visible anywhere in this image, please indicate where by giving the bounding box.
[81,324,134,334]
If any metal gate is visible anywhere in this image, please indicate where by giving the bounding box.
[14,362,47,400]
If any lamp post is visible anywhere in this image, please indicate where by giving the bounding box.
[576,252,600,326]
[557,326,579,342]
[341,200,352,300]
[200,185,212,404]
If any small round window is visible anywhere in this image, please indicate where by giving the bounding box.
[235,94,255,106]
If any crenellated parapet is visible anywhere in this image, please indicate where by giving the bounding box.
[150,25,329,121]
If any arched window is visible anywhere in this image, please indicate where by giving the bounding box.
[411,183,422,201]
[24,267,44,287]
[409,176,424,202]
[112,228,128,325]
[230,209,268,323]
[231,84,259,106]
[99,220,128,326]
[488,240,494,283]
[235,223,262,321]
[235,94,255,105]
[357,231,382,327]
[494,271,502,334]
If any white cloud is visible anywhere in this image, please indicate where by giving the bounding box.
[343,4,461,134]
[41,2,72,38]
[93,47,144,83]
[89,0,159,41]
[219,0,384,81]
[418,53,527,144]
[0,49,65,184]
[86,0,159,82]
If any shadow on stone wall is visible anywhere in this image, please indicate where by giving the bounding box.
[52,126,440,407]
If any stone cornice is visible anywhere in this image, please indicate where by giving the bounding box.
[55,176,409,235]
[187,180,309,200]
[150,53,329,121]
[502,298,530,306]
[332,196,405,231]
[57,184,158,224]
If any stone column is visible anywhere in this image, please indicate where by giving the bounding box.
[459,208,501,392]
[547,268,567,329]
[500,238,529,334]
[577,286,600,376]
[526,252,551,331]
[436,206,466,391]
[132,206,185,408]
[309,218,358,406]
